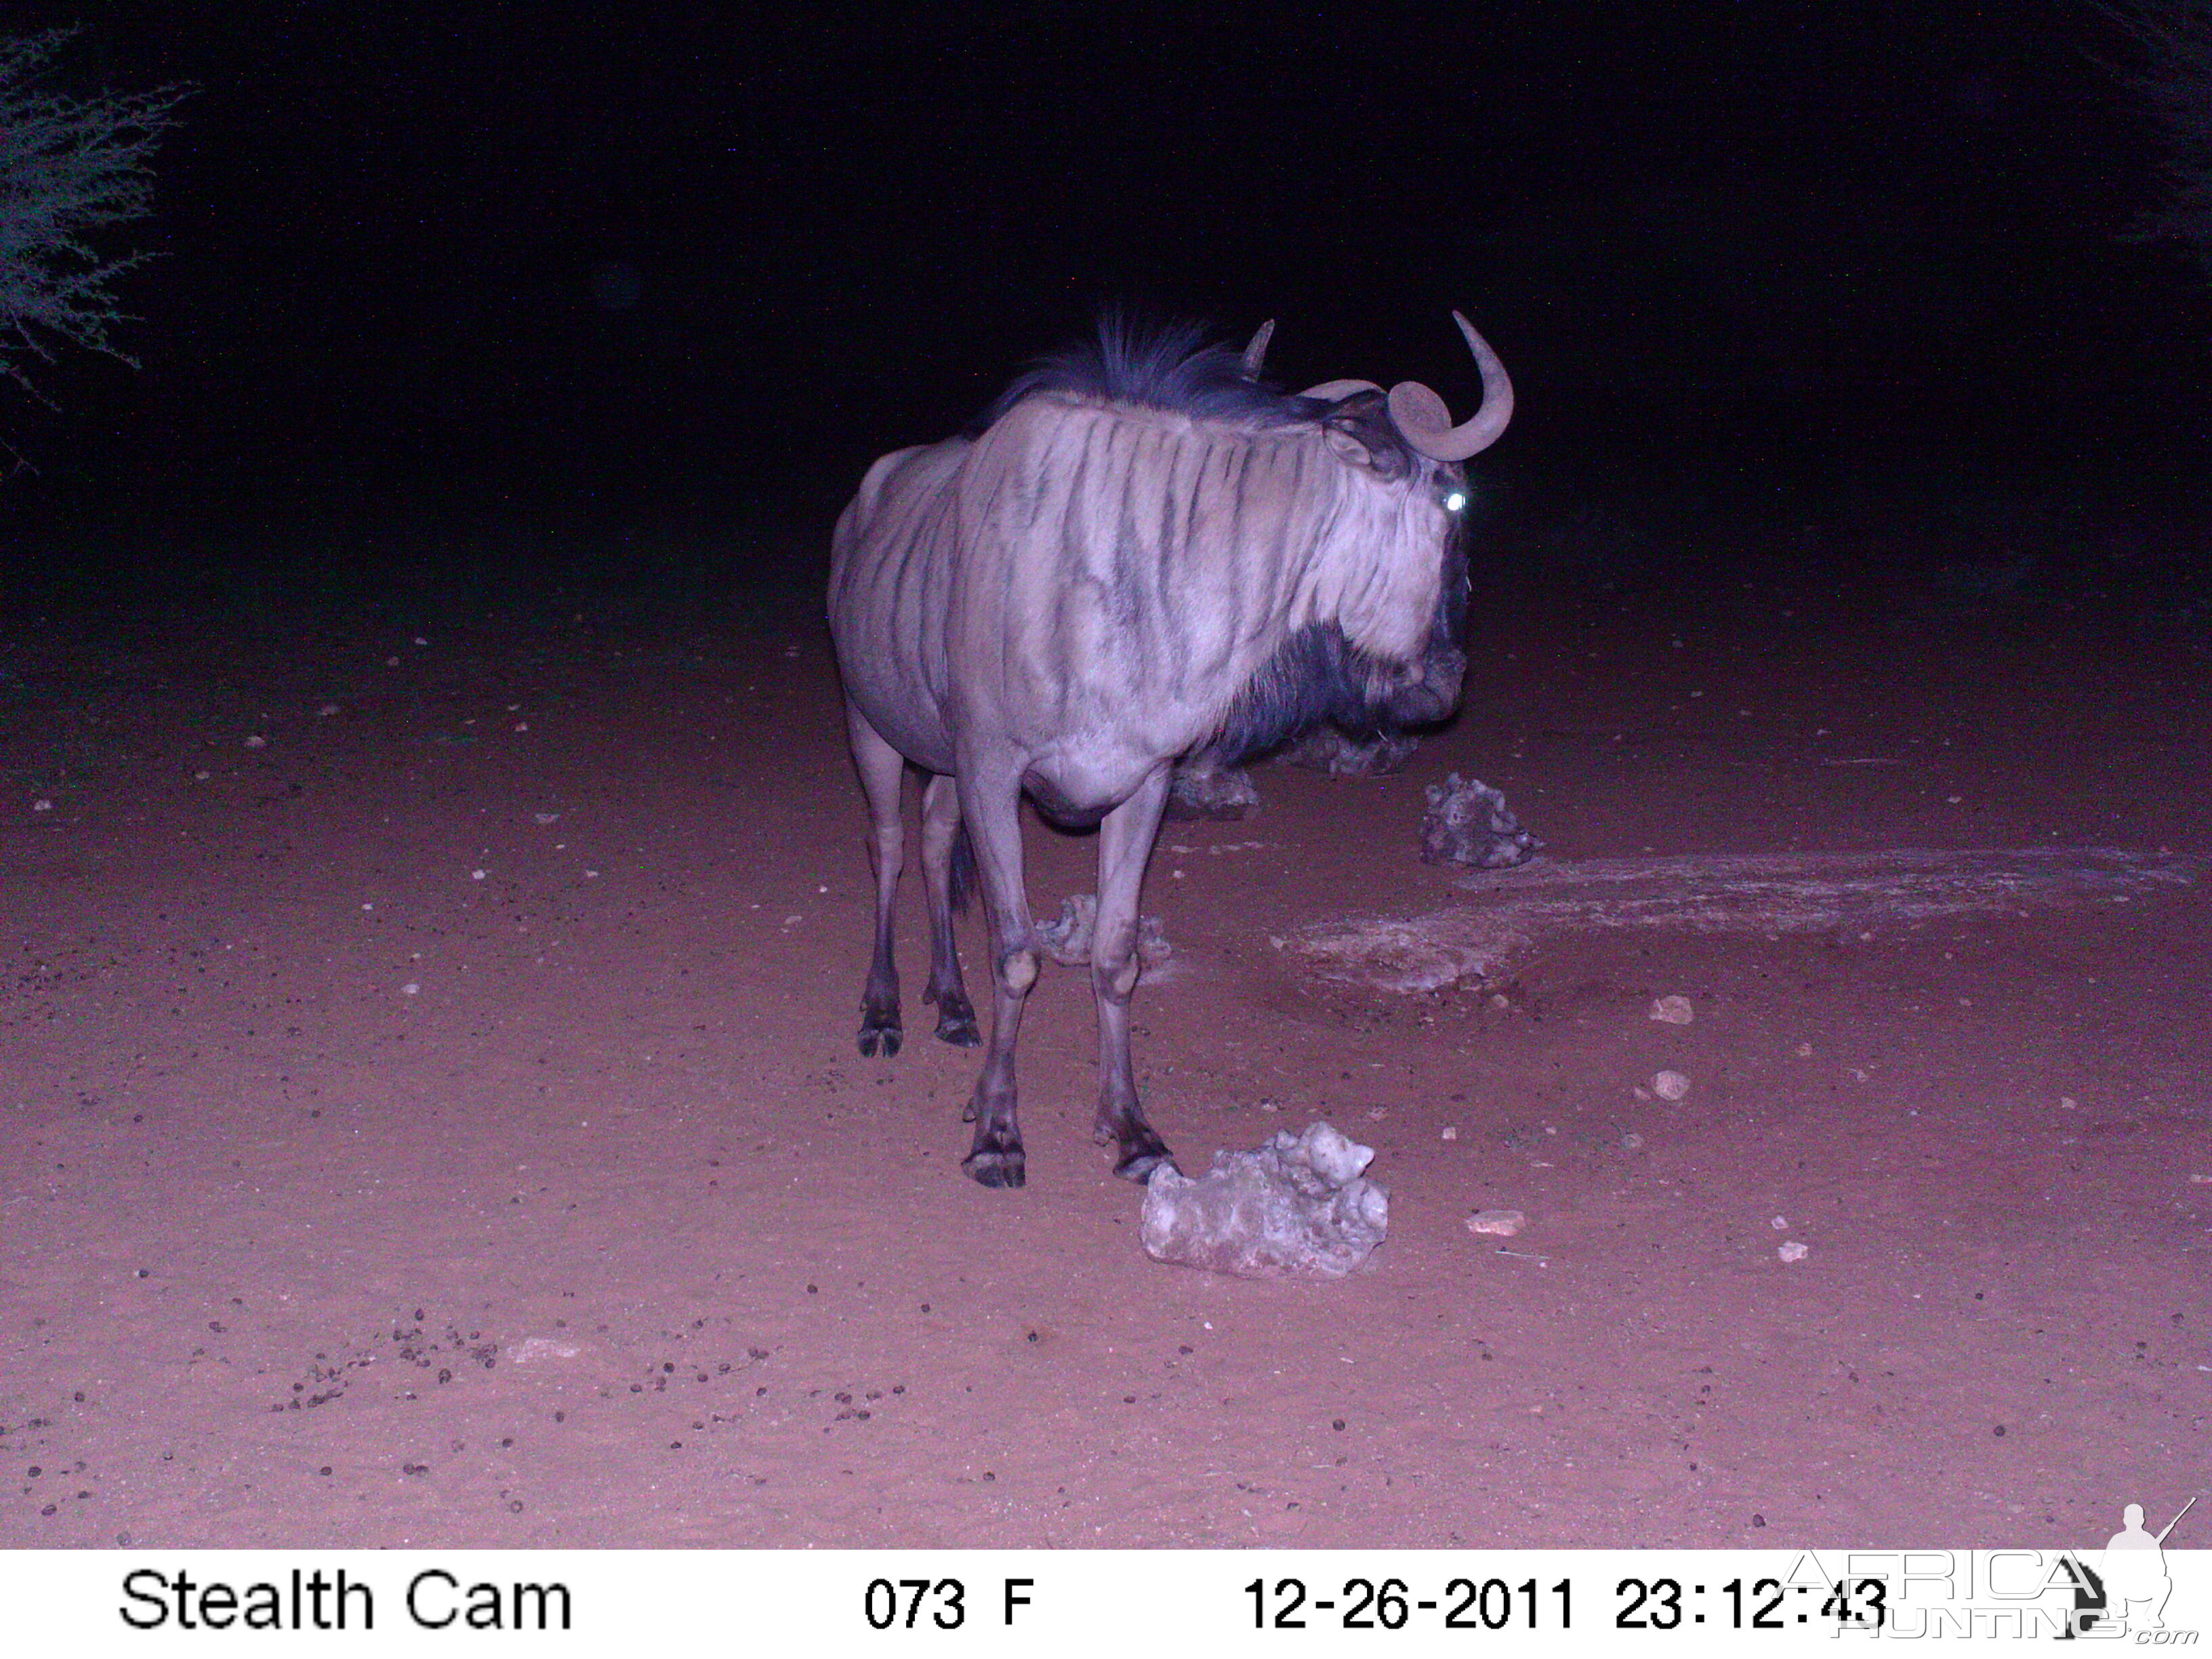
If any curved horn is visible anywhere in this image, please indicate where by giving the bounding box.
[1240,319,1275,377]
[1297,378,1384,402]
[1385,310,1514,462]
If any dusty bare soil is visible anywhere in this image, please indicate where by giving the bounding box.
[3,561,2207,1549]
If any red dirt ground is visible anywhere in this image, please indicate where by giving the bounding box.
[3,568,2206,1549]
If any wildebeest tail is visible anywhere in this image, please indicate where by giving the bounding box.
[948,820,977,914]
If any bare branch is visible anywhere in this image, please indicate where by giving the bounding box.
[0,27,192,401]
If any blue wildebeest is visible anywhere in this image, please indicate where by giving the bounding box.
[827,312,1513,1187]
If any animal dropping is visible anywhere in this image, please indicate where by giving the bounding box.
[1279,724,1418,777]
[828,312,1511,1186]
[1420,775,1542,869]
[1163,750,1261,821]
[1036,894,1171,970]
[1141,1121,1389,1278]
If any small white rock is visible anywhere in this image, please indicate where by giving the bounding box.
[317,702,340,718]
[401,983,420,996]
[245,734,266,749]
[1621,1131,1645,1151]
[2060,1096,2078,1110]
[1794,1041,1814,1059]
[31,798,52,813]
[1771,1214,1789,1230]
[1650,994,1694,1025]
[533,812,561,825]
[1440,1126,1459,1141]
[1778,1240,1810,1263]
[1466,1208,1527,1237]
[508,1336,582,1364]
[1652,1069,1692,1101]
[471,869,487,881]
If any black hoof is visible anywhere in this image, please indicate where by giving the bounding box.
[857,1021,901,1059]
[925,988,980,1048]
[962,1145,1026,1189]
[1109,1122,1176,1183]
[1113,1147,1177,1183]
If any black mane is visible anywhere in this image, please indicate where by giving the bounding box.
[976,315,1309,432]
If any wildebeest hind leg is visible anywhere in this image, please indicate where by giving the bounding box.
[955,762,1034,1188]
[1090,764,1177,1181]
[918,773,979,1047]
[845,703,906,1058]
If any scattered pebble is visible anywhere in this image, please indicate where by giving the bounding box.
[1770,1215,1788,1230]
[1652,1069,1691,1101]
[1649,994,1694,1025]
[1440,1126,1458,1141]
[401,983,420,996]
[1794,1042,1814,1058]
[1466,1208,1526,1237]
[317,703,340,718]
[471,869,487,881]
[32,798,53,813]
[1778,1241,1810,1264]
[1621,1131,1645,1151]
[245,734,266,748]
[533,813,561,825]
[2060,1097,2079,1110]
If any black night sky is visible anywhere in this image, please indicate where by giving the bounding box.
[7,1,2209,592]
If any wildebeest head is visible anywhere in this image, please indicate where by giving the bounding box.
[1216,312,1510,759]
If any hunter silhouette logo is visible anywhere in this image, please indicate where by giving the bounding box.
[2074,1496,2198,1637]
[2104,1497,2194,1633]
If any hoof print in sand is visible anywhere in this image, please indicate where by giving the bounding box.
[1140,1120,1389,1279]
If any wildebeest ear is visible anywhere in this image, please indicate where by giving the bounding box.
[1321,392,1410,480]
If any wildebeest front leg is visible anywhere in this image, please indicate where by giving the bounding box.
[845,703,906,1058]
[1090,762,1177,1181]
[956,762,1036,1188]
[918,773,979,1048]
